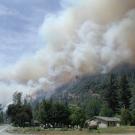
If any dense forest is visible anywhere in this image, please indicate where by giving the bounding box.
[52,65,135,106]
[51,65,135,124]
[4,65,135,127]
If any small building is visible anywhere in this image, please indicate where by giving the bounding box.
[33,120,41,127]
[94,116,121,128]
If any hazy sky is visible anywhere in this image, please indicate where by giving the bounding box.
[0,0,61,67]
[0,0,62,104]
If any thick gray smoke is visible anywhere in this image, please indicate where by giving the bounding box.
[0,0,135,103]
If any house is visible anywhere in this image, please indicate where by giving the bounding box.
[94,116,120,128]
[85,116,120,129]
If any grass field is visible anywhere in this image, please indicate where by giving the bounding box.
[8,126,135,135]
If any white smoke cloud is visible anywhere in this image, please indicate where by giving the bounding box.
[0,0,135,104]
[0,81,31,105]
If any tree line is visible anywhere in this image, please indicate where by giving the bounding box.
[34,101,85,128]
[6,92,86,128]
[6,92,33,127]
[5,73,135,127]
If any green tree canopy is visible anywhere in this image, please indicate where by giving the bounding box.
[104,74,119,113]
[120,75,131,109]
[121,108,131,125]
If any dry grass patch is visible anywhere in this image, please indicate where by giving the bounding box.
[8,126,135,135]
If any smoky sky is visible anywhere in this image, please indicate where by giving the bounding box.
[0,0,135,104]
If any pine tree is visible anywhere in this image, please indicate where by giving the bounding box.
[104,74,119,113]
[100,104,113,117]
[121,108,131,125]
[120,75,131,109]
[130,91,135,111]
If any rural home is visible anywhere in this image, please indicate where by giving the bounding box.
[94,116,120,128]
[85,116,120,129]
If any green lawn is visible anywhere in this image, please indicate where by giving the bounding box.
[8,126,135,135]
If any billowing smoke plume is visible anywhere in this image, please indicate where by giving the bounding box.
[0,0,135,103]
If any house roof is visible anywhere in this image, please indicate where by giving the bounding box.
[94,116,120,122]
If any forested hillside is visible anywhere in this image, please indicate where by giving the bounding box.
[6,65,135,127]
[52,65,135,103]
[51,65,135,123]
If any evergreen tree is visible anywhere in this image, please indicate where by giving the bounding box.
[120,75,131,109]
[85,98,102,118]
[13,92,22,105]
[121,108,131,125]
[104,74,119,113]
[130,91,135,111]
[131,110,135,125]
[100,104,113,117]
[0,104,4,123]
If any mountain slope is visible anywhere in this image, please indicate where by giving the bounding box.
[51,64,135,105]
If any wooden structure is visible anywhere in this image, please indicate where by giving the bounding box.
[94,116,120,128]
[85,116,120,129]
